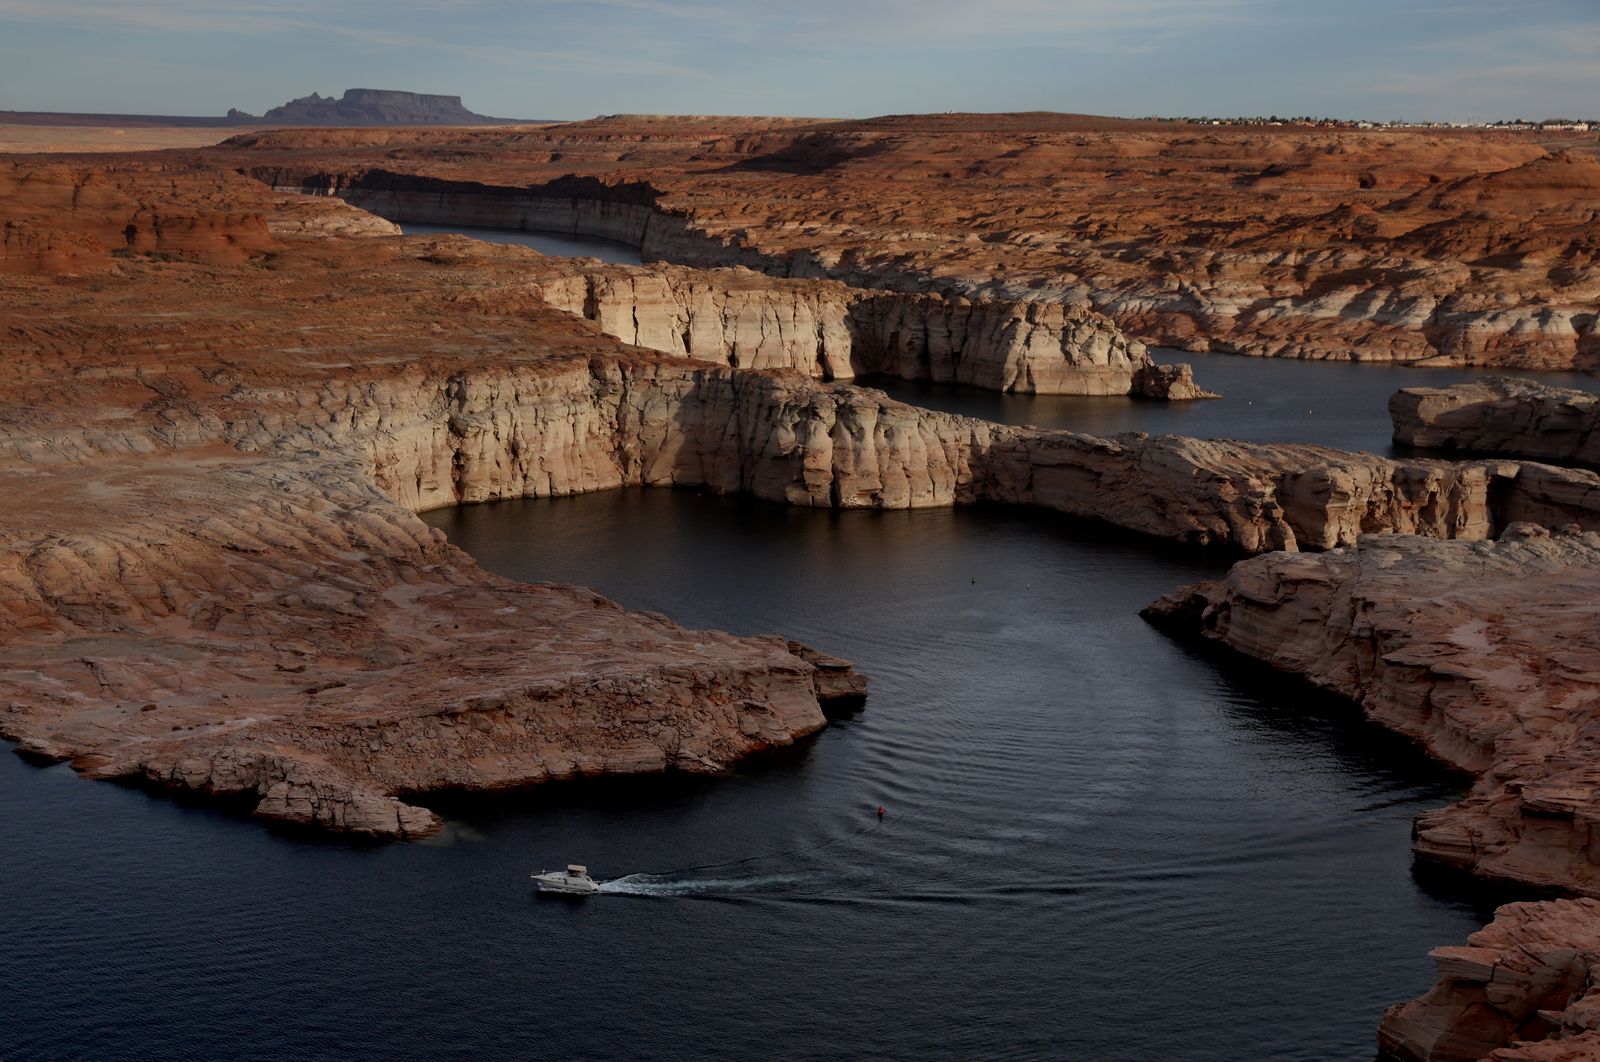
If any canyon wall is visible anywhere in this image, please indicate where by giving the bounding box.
[527,264,1209,397]
[1144,525,1600,897]
[224,122,1600,371]
[27,350,1588,841]
[1143,524,1600,1059]
[221,356,1600,553]
[1378,899,1600,1062]
[1392,377,1600,467]
[260,169,1209,398]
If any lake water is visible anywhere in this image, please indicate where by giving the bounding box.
[4,226,1565,1060]
[399,221,644,265]
[871,352,1598,456]
[4,489,1496,1060]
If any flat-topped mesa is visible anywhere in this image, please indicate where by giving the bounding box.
[1378,899,1600,1062]
[526,262,1214,398]
[1392,377,1600,467]
[1142,525,1600,900]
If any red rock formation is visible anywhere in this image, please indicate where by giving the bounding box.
[1144,525,1600,898]
[1379,899,1600,1062]
[215,115,1599,370]
[9,157,1595,839]
[1392,378,1600,467]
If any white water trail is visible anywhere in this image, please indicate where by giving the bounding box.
[598,872,817,897]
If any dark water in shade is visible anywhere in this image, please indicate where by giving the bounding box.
[2,490,1499,1061]
[871,351,1599,456]
[399,221,645,264]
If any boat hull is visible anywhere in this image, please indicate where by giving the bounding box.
[531,873,599,896]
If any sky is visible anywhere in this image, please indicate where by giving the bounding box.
[0,0,1595,122]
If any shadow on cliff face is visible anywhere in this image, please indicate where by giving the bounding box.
[1149,630,1472,792]
[1144,627,1519,919]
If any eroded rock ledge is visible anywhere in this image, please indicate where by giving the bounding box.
[1378,899,1600,1062]
[529,261,1213,398]
[1144,527,1600,1059]
[258,168,1213,399]
[1144,525,1600,895]
[1393,378,1600,467]
[6,159,1600,845]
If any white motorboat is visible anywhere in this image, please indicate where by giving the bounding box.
[532,864,600,896]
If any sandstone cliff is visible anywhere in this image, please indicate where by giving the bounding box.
[255,169,1212,399]
[216,119,1600,370]
[1378,899,1600,1062]
[527,259,1211,398]
[1392,377,1600,467]
[1144,525,1600,898]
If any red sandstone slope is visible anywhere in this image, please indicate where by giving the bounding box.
[207,116,1598,370]
[0,164,280,273]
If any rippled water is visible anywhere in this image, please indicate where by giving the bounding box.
[2,489,1498,1060]
[399,221,645,264]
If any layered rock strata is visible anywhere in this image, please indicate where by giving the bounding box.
[1146,526,1600,1056]
[528,261,1212,397]
[11,160,1600,842]
[1393,378,1600,467]
[220,116,1600,370]
[260,169,1211,399]
[1378,899,1600,1062]
[1144,525,1600,897]
[0,162,871,838]
[0,451,856,839]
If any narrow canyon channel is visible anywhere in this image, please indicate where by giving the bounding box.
[4,223,1596,1061]
[398,221,645,265]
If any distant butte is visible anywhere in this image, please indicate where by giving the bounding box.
[0,88,546,128]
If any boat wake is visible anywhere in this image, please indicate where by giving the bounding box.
[598,872,816,897]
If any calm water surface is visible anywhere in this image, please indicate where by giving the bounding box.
[871,351,1598,455]
[400,221,644,264]
[5,491,1494,1060]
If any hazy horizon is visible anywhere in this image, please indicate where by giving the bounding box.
[0,0,1596,123]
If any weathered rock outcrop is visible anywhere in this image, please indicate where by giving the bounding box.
[12,159,1599,841]
[1378,899,1600,1062]
[0,451,856,840]
[527,261,1211,397]
[1146,525,1600,1058]
[1144,525,1600,897]
[258,170,1211,398]
[217,117,1600,370]
[1393,378,1600,467]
